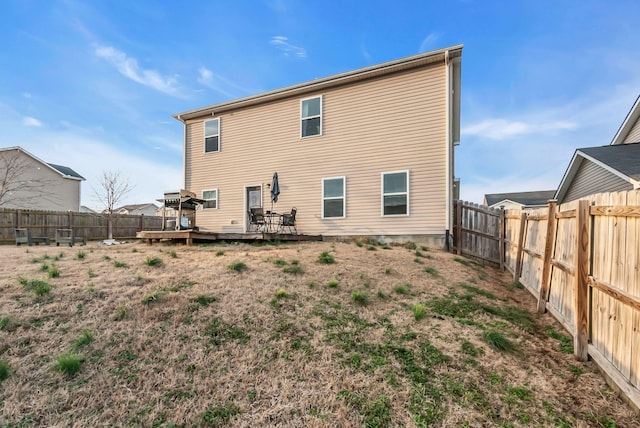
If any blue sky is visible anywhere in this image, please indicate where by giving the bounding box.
[1,0,639,208]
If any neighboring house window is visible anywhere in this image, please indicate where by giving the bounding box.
[382,171,409,216]
[204,118,220,153]
[301,96,322,137]
[203,189,218,209]
[322,176,345,218]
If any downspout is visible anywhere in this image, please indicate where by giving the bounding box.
[178,114,187,190]
[444,50,451,250]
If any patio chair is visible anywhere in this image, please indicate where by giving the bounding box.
[248,207,266,232]
[279,207,297,234]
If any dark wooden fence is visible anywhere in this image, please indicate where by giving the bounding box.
[0,208,163,244]
[452,201,504,268]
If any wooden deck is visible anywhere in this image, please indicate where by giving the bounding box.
[136,230,322,246]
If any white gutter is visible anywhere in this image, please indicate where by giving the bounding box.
[444,50,451,233]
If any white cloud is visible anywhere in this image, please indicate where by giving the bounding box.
[94,45,184,97]
[462,118,577,140]
[22,116,42,127]
[269,36,306,58]
[419,32,441,52]
[197,67,236,98]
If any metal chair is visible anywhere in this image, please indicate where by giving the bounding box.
[248,207,266,232]
[279,207,297,234]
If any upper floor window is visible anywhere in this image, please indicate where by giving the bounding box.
[204,118,220,153]
[382,171,409,216]
[203,189,218,209]
[322,176,345,218]
[301,96,322,137]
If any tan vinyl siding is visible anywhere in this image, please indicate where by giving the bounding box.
[184,63,448,237]
[563,158,632,203]
[0,150,81,211]
[622,116,640,144]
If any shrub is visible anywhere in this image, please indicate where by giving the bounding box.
[318,251,335,264]
[351,291,369,306]
[55,353,84,376]
[146,256,163,267]
[228,261,247,272]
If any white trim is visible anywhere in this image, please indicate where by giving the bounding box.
[445,50,451,232]
[0,146,84,181]
[381,170,410,217]
[202,188,218,210]
[204,117,221,153]
[611,95,640,145]
[321,176,346,219]
[300,95,323,138]
[243,184,263,232]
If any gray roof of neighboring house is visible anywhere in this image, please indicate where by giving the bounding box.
[579,142,640,181]
[48,163,85,180]
[484,190,556,207]
[116,203,158,211]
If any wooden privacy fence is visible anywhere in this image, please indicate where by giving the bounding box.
[453,190,640,412]
[0,208,163,244]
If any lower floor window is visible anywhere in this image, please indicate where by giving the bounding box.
[382,171,408,216]
[203,189,218,209]
[322,176,345,218]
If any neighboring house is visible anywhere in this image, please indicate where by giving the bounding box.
[483,190,556,210]
[174,45,463,244]
[79,205,96,213]
[0,146,85,211]
[555,96,640,204]
[114,203,159,216]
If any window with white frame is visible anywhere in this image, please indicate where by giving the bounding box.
[382,171,409,216]
[322,176,345,218]
[202,189,218,209]
[204,118,220,153]
[301,96,322,137]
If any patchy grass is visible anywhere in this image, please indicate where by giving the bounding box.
[0,359,9,381]
[0,241,634,427]
[227,261,247,272]
[317,251,335,264]
[483,330,517,353]
[55,353,84,376]
[145,256,163,267]
[351,291,370,306]
[113,260,128,268]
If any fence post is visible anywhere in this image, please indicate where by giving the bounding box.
[499,206,505,271]
[537,200,558,313]
[574,199,590,361]
[514,211,527,282]
[456,201,462,255]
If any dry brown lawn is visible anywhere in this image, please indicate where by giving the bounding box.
[0,240,637,427]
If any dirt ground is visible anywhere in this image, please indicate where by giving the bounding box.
[0,239,637,427]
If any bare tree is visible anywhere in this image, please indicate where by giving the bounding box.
[0,149,51,208]
[94,170,134,240]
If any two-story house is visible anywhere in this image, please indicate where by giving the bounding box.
[173,45,462,245]
[0,146,85,211]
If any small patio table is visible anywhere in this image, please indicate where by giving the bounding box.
[264,211,281,233]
